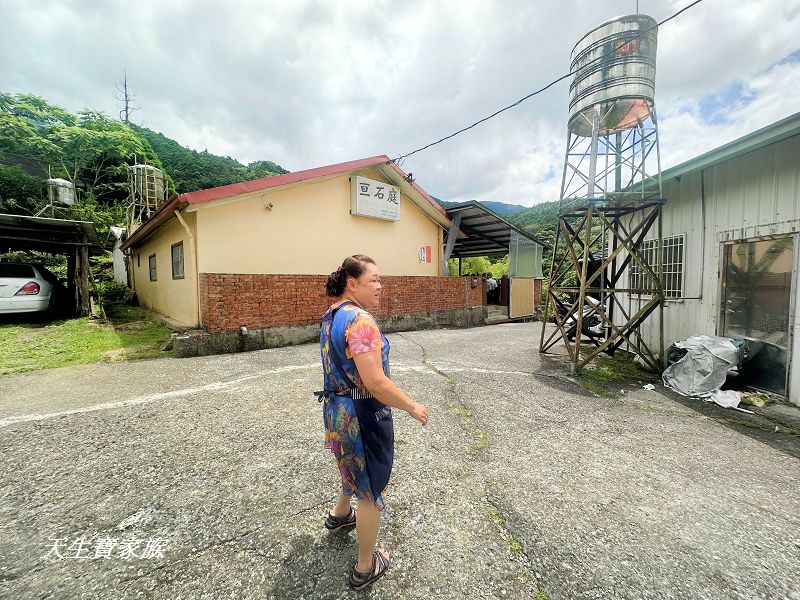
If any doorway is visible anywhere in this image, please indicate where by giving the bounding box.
[720,236,795,394]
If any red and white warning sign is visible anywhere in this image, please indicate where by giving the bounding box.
[418,245,432,263]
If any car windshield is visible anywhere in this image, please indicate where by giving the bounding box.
[0,264,36,278]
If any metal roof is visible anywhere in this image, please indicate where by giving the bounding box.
[444,201,548,257]
[179,155,451,229]
[0,213,103,254]
[123,155,454,251]
[661,111,800,181]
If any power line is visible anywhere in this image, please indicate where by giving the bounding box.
[391,0,705,163]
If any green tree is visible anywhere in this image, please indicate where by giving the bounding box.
[132,124,287,193]
[489,255,509,278]
[246,160,289,179]
[0,164,44,215]
[0,94,166,205]
[447,255,510,277]
[0,92,76,126]
[448,256,492,275]
[44,110,163,202]
[0,92,288,248]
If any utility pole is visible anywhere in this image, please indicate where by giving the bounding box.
[114,70,140,124]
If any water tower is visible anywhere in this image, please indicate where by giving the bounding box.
[540,14,665,373]
[126,160,167,232]
[47,178,76,207]
[34,178,76,217]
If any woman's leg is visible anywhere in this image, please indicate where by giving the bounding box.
[331,490,352,517]
[355,499,389,573]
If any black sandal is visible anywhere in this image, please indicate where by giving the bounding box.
[324,506,357,532]
[349,549,390,590]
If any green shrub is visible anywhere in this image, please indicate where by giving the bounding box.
[95,280,132,306]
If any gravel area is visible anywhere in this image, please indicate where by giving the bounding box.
[1,322,799,599]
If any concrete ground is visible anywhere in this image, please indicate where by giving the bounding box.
[1,322,799,600]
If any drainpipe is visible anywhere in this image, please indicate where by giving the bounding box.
[126,249,136,295]
[174,210,200,327]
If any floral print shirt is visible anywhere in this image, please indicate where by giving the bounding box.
[320,302,390,395]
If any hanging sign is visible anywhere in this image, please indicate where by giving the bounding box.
[351,176,400,221]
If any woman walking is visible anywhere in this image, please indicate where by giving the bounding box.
[318,254,429,590]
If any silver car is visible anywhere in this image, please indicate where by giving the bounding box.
[0,262,63,314]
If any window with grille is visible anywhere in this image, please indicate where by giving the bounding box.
[628,234,684,298]
[171,242,184,279]
[149,254,157,282]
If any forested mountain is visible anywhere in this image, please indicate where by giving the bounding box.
[434,195,561,275]
[505,199,561,249]
[132,125,287,193]
[436,198,528,217]
[434,195,561,250]
[0,93,167,230]
[0,92,564,273]
[0,93,288,231]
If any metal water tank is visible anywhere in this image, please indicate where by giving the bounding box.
[568,14,657,137]
[128,164,166,205]
[47,178,75,206]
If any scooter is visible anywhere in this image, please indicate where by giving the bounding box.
[555,296,604,341]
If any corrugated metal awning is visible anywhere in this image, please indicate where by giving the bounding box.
[0,213,103,254]
[444,201,548,257]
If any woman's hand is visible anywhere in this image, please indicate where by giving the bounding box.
[408,402,429,426]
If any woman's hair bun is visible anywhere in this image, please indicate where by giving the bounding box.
[325,267,346,297]
[324,255,376,297]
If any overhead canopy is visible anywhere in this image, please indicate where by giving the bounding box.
[0,214,103,254]
[444,201,547,257]
[443,201,547,278]
[0,213,102,316]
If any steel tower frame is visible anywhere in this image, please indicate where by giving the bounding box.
[539,104,665,373]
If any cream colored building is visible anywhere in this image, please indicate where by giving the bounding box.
[121,155,453,329]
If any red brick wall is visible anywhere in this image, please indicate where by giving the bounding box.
[199,274,484,333]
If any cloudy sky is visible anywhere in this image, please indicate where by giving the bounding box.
[2,0,799,206]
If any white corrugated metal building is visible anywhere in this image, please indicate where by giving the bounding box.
[620,112,800,406]
[109,226,128,285]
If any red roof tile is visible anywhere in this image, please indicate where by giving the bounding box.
[180,155,392,205]
[122,155,449,251]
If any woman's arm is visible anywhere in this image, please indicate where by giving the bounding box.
[353,349,428,425]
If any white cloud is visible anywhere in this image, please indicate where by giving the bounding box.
[659,57,800,168]
[1,0,799,206]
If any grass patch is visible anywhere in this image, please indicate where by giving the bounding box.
[578,380,612,398]
[447,402,474,419]
[470,429,489,454]
[508,536,524,558]
[536,591,552,600]
[0,306,171,375]
[722,418,772,431]
[488,509,506,529]
[579,353,660,385]
[642,401,667,412]
[577,353,661,396]
[487,507,524,559]
[721,417,800,437]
